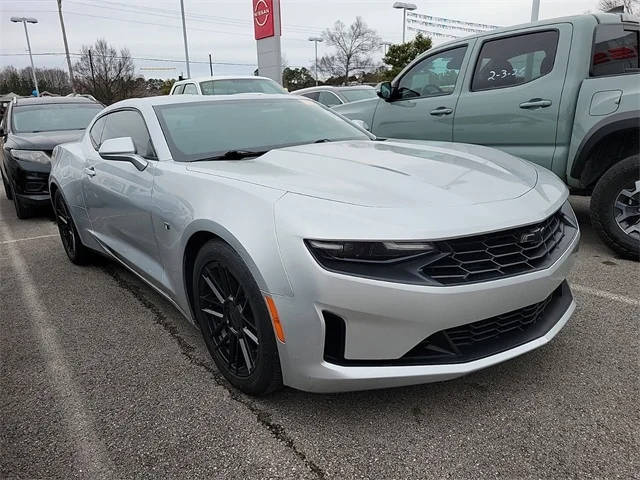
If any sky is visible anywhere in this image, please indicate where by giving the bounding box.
[0,0,601,80]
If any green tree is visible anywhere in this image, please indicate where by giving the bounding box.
[382,33,432,80]
[282,67,316,91]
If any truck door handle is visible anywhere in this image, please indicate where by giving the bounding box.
[83,166,96,177]
[430,107,453,116]
[519,99,552,109]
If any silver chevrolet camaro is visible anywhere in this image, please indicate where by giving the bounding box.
[49,94,580,395]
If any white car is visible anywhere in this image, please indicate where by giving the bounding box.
[169,75,287,96]
[49,94,580,395]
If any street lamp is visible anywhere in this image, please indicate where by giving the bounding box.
[308,36,323,86]
[392,2,417,43]
[10,16,39,96]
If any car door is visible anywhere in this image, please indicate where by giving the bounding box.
[371,43,473,141]
[82,108,163,285]
[453,26,571,170]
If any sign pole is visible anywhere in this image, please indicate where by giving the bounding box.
[253,0,282,85]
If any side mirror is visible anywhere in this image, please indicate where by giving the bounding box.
[376,81,394,101]
[99,137,148,171]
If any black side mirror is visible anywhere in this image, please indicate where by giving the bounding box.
[376,82,394,101]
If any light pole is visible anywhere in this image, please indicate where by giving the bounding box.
[308,36,323,86]
[57,0,76,93]
[10,16,39,96]
[531,0,540,21]
[393,2,417,43]
[179,0,191,78]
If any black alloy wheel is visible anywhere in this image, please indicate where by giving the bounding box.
[199,260,260,378]
[192,240,282,395]
[53,190,91,265]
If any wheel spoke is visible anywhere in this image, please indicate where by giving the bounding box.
[57,214,68,225]
[238,338,253,372]
[202,273,225,303]
[242,327,258,345]
[202,307,223,318]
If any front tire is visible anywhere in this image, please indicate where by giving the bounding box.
[192,240,283,395]
[53,190,92,265]
[13,195,33,219]
[590,155,640,260]
[2,172,12,200]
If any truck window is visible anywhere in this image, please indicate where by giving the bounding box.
[172,84,185,95]
[471,30,559,91]
[397,46,467,99]
[591,24,639,76]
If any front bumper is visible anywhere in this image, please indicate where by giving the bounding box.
[273,225,580,393]
[4,156,51,201]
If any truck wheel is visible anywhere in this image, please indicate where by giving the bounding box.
[590,155,639,260]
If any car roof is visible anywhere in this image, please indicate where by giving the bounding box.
[13,96,100,106]
[173,75,276,85]
[105,93,304,111]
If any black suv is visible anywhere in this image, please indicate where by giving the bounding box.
[0,96,103,218]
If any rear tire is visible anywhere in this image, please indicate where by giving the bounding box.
[191,240,283,395]
[590,155,640,260]
[53,190,92,265]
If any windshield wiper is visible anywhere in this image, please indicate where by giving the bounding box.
[194,150,268,161]
[313,138,334,143]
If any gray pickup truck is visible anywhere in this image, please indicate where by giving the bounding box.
[336,13,639,259]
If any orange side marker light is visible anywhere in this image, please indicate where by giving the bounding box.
[265,295,285,343]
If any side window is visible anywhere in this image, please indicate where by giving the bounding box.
[317,91,342,107]
[101,110,156,159]
[172,84,185,95]
[183,83,198,94]
[301,92,320,101]
[591,24,639,77]
[397,46,467,99]
[89,116,106,148]
[471,30,559,91]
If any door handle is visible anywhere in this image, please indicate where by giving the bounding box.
[430,107,454,116]
[83,166,96,177]
[519,99,552,109]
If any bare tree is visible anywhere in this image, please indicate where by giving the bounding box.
[320,17,381,84]
[599,0,637,13]
[74,39,137,104]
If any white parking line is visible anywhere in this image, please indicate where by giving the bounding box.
[2,228,114,475]
[572,284,640,307]
[0,233,58,245]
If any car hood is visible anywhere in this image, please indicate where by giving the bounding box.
[7,130,85,151]
[187,140,538,208]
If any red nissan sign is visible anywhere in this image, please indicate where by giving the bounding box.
[253,0,275,40]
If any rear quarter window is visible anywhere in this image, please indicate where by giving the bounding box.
[591,24,639,76]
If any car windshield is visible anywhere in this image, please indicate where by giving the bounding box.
[199,78,287,95]
[340,88,377,102]
[12,103,102,133]
[154,97,372,162]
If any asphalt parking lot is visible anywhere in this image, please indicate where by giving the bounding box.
[1,194,638,480]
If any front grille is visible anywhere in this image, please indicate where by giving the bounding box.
[323,282,572,366]
[421,211,572,286]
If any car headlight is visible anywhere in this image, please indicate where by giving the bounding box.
[10,149,51,164]
[305,239,444,284]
